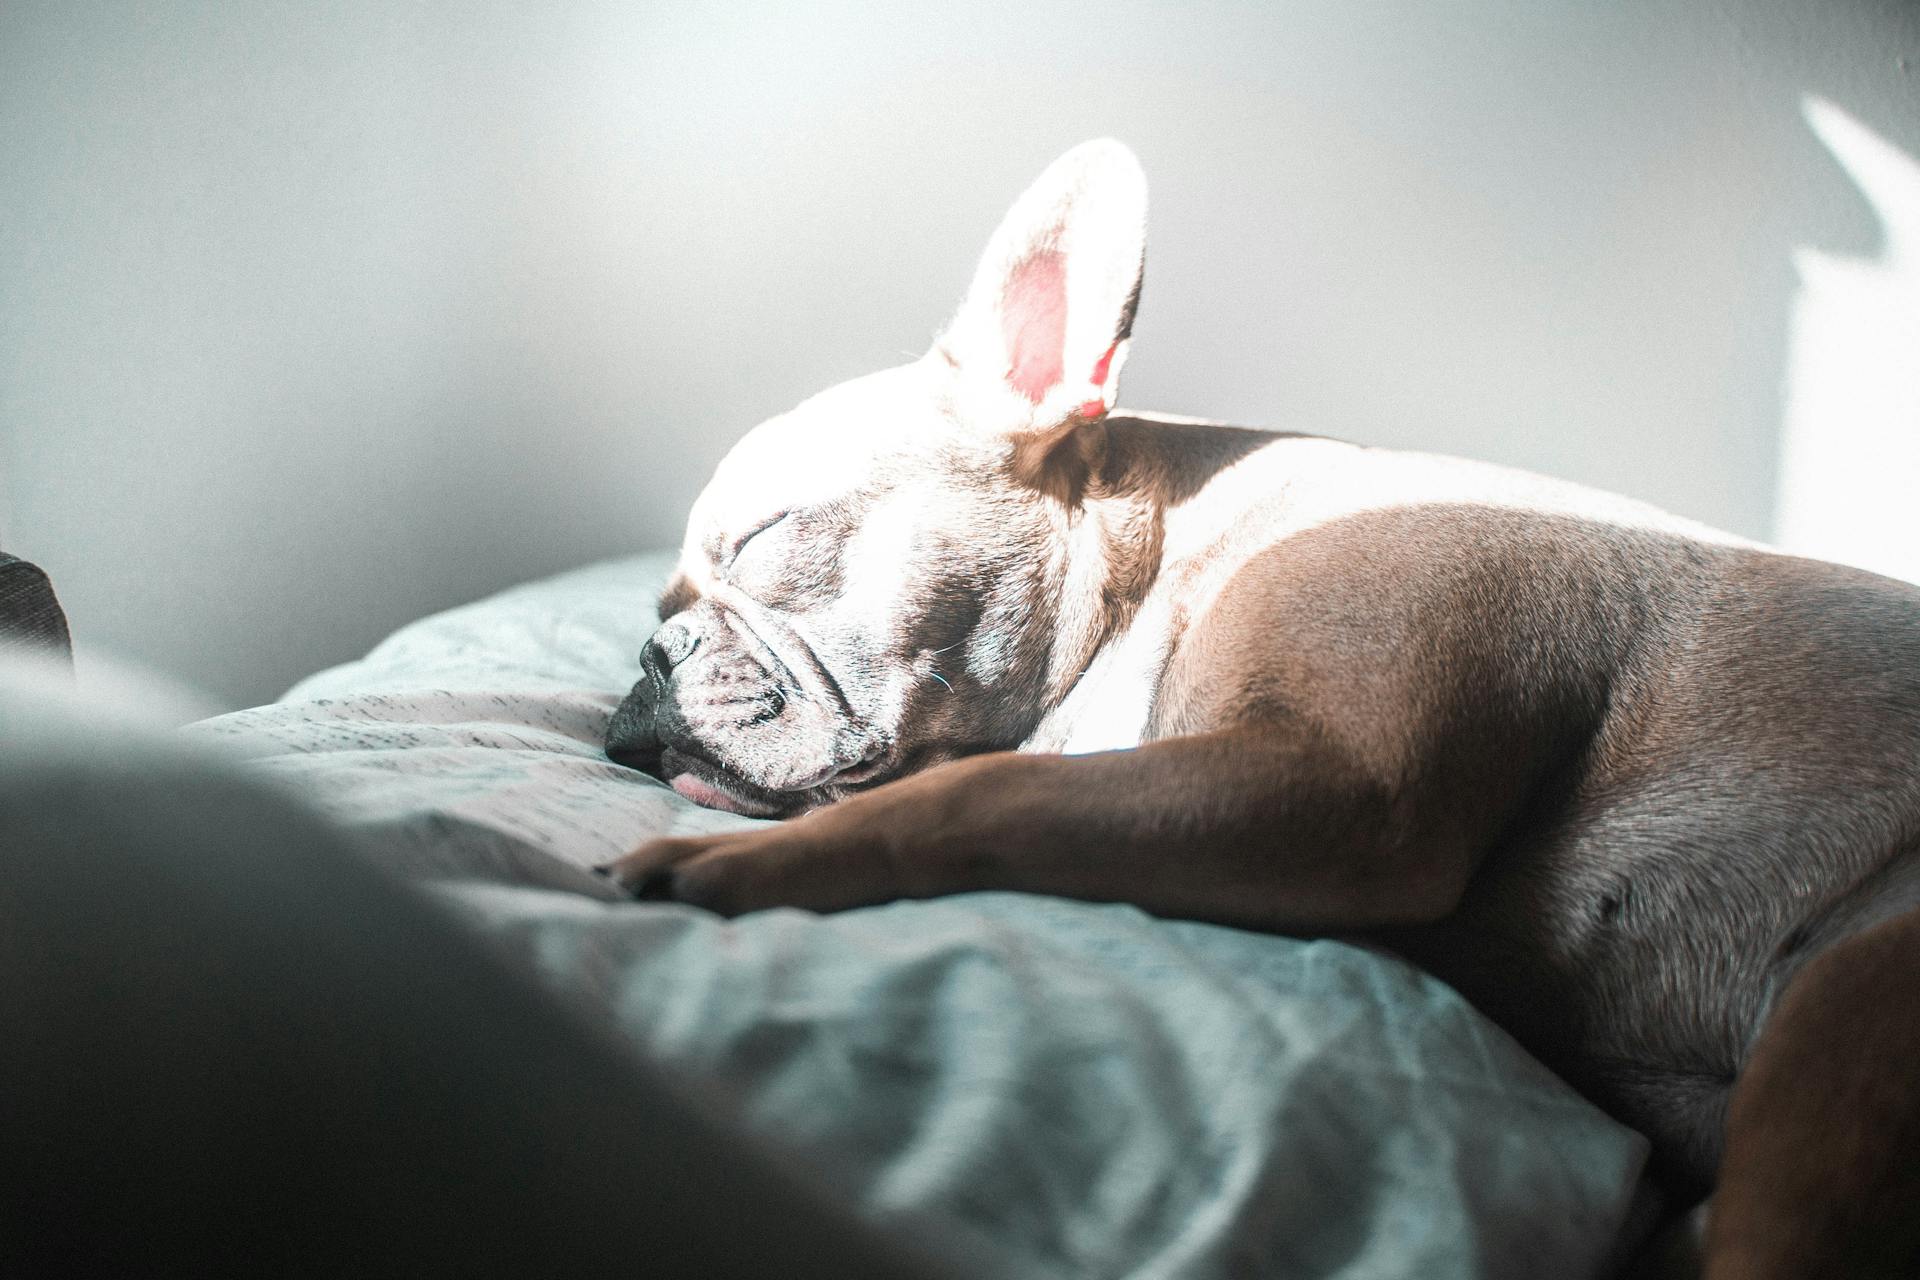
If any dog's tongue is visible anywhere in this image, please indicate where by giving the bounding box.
[670,772,729,807]
[671,771,771,817]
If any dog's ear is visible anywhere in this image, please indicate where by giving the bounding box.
[936,139,1147,437]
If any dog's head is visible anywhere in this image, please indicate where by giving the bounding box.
[606,140,1149,814]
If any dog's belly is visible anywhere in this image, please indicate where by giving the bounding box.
[1392,822,1920,1195]
[1127,494,1920,1193]
[1381,549,1920,1192]
[1388,836,1823,1192]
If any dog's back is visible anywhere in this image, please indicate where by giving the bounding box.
[1148,480,1920,1194]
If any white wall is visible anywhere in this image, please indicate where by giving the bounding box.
[1774,97,1920,584]
[3,0,1917,710]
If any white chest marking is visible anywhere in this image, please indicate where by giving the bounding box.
[1024,427,1766,755]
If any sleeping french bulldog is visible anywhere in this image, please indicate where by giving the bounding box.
[601,141,1920,1276]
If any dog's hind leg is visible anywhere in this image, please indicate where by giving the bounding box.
[1705,901,1920,1279]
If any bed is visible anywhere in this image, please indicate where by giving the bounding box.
[125,551,1654,1278]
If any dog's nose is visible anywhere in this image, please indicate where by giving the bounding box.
[605,681,663,772]
[641,621,698,682]
[608,622,701,772]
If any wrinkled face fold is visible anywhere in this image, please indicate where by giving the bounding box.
[604,374,1063,815]
[608,587,886,817]
[604,138,1149,814]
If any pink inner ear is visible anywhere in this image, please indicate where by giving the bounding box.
[1001,249,1068,403]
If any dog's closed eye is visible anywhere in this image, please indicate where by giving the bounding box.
[728,511,792,568]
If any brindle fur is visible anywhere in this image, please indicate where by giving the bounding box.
[602,142,1920,1275]
[615,415,1920,1205]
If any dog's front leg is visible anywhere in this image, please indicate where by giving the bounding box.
[600,725,1487,930]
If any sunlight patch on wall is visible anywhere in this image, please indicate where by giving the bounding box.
[1773,97,1920,584]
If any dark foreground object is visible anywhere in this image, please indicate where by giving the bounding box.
[0,710,953,1280]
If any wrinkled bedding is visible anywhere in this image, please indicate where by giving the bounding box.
[189,554,1652,1279]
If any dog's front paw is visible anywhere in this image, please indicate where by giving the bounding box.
[595,824,878,917]
[597,833,756,913]
[596,835,714,901]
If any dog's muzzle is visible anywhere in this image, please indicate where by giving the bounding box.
[604,620,697,772]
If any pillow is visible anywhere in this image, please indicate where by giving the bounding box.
[189,555,1655,1279]
[193,555,730,897]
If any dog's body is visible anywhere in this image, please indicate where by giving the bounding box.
[604,143,1920,1275]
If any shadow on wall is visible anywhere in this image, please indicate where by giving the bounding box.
[1774,96,1920,586]
[1,3,1915,710]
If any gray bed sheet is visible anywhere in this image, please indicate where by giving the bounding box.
[189,554,1653,1280]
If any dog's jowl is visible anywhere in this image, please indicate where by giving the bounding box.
[602,141,1920,1277]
